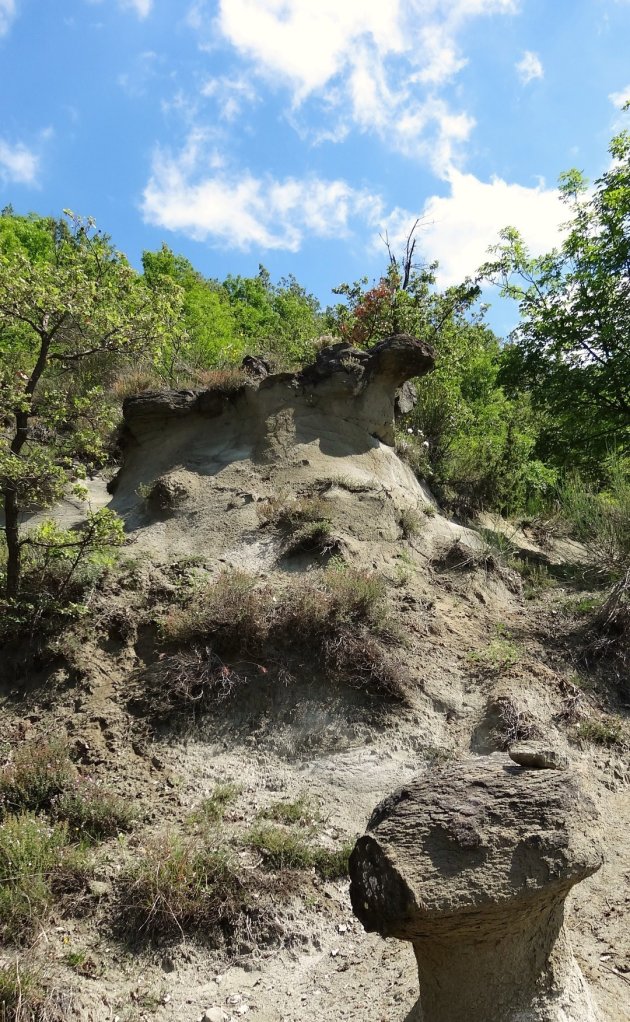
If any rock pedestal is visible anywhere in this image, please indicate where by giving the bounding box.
[349,756,603,1022]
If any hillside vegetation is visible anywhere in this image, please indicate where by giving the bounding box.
[0,130,628,1022]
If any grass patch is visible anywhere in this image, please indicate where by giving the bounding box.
[0,814,89,945]
[257,794,317,826]
[509,559,555,600]
[247,825,314,870]
[398,509,422,539]
[257,495,332,530]
[0,743,75,820]
[246,825,351,880]
[53,781,138,842]
[311,842,353,881]
[575,718,624,747]
[467,637,520,673]
[0,961,54,1022]
[257,496,336,559]
[188,783,241,827]
[117,834,265,945]
[147,565,407,715]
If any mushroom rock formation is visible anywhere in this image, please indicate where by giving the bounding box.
[349,756,603,1022]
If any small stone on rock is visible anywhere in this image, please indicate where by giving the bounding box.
[201,1008,225,1022]
[509,743,569,770]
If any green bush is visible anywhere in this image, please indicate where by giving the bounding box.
[556,460,630,572]
[576,717,624,747]
[0,742,75,819]
[53,781,138,841]
[0,814,87,944]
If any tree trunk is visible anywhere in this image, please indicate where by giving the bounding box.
[3,487,21,599]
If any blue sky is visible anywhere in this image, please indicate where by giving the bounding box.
[1,0,629,334]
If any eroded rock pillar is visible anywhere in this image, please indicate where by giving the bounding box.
[349,755,603,1022]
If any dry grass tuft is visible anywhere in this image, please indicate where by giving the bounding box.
[145,566,407,715]
[116,833,277,946]
[192,367,249,393]
[110,368,163,400]
[586,566,630,674]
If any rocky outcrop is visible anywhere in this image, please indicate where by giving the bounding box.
[108,336,452,562]
[349,755,603,1022]
[121,334,434,448]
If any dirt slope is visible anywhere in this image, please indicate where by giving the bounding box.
[1,338,627,1022]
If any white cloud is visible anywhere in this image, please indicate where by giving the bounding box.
[384,170,564,284]
[141,134,385,251]
[198,0,520,174]
[609,84,630,108]
[0,0,16,36]
[201,75,259,121]
[0,139,39,185]
[119,0,152,16]
[378,170,566,285]
[515,50,544,84]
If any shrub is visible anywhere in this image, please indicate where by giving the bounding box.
[53,781,138,841]
[0,743,75,819]
[160,571,265,652]
[575,718,624,747]
[0,814,88,945]
[148,565,407,714]
[556,461,630,572]
[117,834,257,944]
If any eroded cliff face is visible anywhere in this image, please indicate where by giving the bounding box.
[110,335,467,563]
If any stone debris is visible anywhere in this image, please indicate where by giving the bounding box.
[509,742,569,770]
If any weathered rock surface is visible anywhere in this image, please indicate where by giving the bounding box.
[107,335,478,565]
[349,755,603,1022]
[509,742,569,770]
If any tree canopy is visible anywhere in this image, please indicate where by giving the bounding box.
[0,211,182,598]
[483,128,630,474]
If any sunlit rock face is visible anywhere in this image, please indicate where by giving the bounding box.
[350,755,603,1022]
[110,335,453,564]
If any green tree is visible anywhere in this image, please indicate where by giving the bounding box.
[328,222,479,347]
[0,211,183,599]
[482,128,630,473]
[142,246,241,378]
